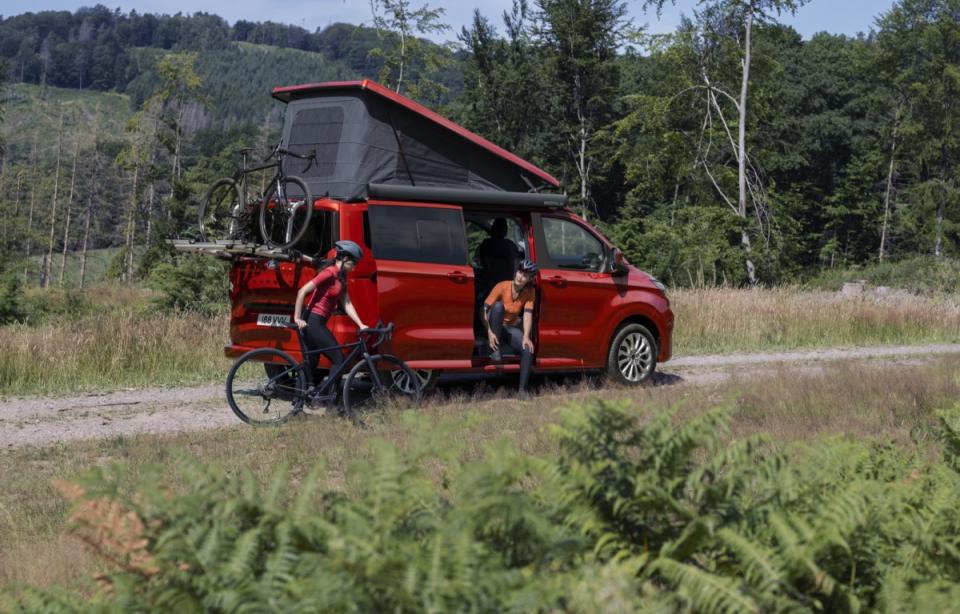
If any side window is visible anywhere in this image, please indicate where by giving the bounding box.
[541,217,604,271]
[289,210,338,256]
[368,205,468,265]
[465,215,526,264]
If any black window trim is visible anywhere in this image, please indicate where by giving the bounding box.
[532,213,608,272]
[367,203,469,266]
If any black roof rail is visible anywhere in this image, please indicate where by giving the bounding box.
[367,183,569,209]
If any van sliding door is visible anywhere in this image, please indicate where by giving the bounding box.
[367,203,475,363]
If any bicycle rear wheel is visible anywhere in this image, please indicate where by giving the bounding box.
[258,175,313,250]
[200,178,242,242]
[226,348,306,425]
[342,354,422,419]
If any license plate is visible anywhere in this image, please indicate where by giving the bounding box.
[256,313,290,327]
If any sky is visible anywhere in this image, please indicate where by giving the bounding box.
[1,0,896,43]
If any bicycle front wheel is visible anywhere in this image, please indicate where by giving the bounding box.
[258,175,313,250]
[342,354,422,418]
[226,348,307,425]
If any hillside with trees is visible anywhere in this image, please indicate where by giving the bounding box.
[0,0,959,295]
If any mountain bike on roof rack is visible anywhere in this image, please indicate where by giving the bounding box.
[198,142,317,250]
[225,322,422,426]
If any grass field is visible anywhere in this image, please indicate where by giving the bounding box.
[1,355,958,601]
[1,285,959,397]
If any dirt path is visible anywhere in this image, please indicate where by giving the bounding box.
[3,343,960,449]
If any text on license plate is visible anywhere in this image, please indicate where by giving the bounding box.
[256,313,290,327]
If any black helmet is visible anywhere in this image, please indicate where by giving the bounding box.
[334,240,363,262]
[518,259,538,274]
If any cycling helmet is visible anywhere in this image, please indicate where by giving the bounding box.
[334,240,363,262]
[517,259,538,274]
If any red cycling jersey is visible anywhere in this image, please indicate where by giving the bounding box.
[306,266,343,318]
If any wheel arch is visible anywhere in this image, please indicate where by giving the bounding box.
[608,314,661,355]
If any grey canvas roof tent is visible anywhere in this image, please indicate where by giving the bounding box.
[272,80,562,203]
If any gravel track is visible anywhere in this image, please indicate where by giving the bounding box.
[3,343,959,449]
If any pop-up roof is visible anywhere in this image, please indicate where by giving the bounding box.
[272,80,560,201]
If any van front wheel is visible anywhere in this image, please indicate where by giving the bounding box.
[606,324,657,385]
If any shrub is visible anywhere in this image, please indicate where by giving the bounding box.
[0,268,26,324]
[12,400,960,612]
[148,255,229,316]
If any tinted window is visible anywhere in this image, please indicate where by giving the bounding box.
[287,106,343,179]
[368,205,467,265]
[542,217,604,271]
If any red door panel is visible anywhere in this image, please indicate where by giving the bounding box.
[376,260,475,361]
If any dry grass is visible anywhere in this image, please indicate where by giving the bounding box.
[0,298,231,396]
[671,287,960,354]
[2,285,960,396]
[2,356,959,597]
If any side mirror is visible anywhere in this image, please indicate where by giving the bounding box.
[609,247,627,275]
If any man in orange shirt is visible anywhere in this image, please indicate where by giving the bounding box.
[484,259,538,395]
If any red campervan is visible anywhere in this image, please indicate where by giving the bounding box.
[224,80,673,389]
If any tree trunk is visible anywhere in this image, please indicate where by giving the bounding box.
[124,163,140,283]
[44,111,65,288]
[59,140,80,286]
[6,172,23,246]
[879,111,900,263]
[738,8,757,286]
[80,174,98,290]
[24,136,38,282]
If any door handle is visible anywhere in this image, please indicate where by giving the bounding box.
[547,275,566,287]
[447,270,468,283]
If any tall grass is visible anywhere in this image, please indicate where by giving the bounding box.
[2,285,960,395]
[672,286,960,354]
[0,285,230,395]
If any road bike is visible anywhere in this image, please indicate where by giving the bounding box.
[225,322,422,425]
[198,143,316,249]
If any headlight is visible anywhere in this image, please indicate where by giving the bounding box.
[650,277,667,293]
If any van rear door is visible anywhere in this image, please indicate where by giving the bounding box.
[367,203,475,364]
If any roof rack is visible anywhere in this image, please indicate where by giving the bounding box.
[168,239,302,261]
[367,183,569,209]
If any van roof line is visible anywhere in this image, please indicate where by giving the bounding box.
[271,79,560,189]
[366,183,569,209]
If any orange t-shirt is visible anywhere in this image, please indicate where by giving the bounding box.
[484,280,536,326]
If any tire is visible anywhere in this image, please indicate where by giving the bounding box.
[258,175,313,250]
[342,354,422,419]
[199,178,242,242]
[395,369,438,396]
[227,348,306,425]
[606,323,658,385]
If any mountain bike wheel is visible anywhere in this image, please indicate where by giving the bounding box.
[199,178,242,242]
[226,348,306,425]
[342,354,422,419]
[258,175,313,250]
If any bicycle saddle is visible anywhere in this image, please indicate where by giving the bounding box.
[236,147,256,155]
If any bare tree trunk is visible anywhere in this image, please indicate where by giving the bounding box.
[79,190,94,290]
[6,172,23,246]
[145,182,155,248]
[59,140,80,286]
[738,8,757,286]
[24,136,38,282]
[124,163,140,283]
[43,111,65,288]
[79,164,98,290]
[879,111,900,263]
[173,105,184,183]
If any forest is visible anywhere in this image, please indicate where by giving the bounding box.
[0,0,958,293]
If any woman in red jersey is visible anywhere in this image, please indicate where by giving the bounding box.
[293,240,368,386]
